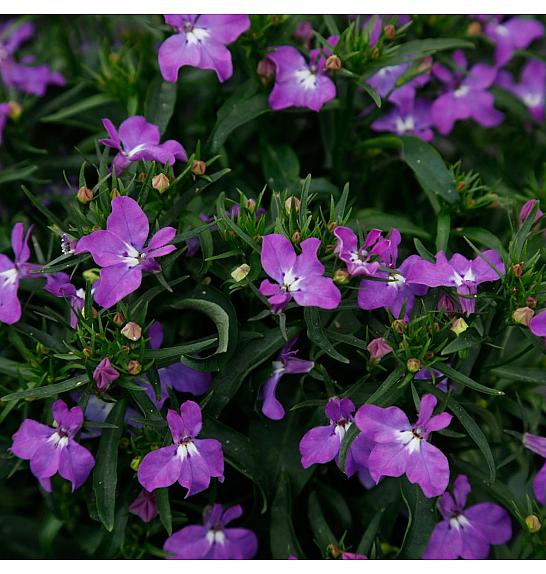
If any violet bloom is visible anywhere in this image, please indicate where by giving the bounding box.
[423,475,512,559]
[129,489,158,523]
[259,234,341,313]
[11,399,95,492]
[266,36,338,112]
[0,223,39,325]
[148,320,164,349]
[367,62,429,100]
[76,196,176,309]
[0,102,10,143]
[261,337,313,420]
[519,199,544,225]
[137,400,223,497]
[523,433,546,504]
[431,50,504,135]
[497,60,546,123]
[529,310,546,342]
[342,552,368,560]
[44,272,85,328]
[93,357,120,392]
[485,17,544,66]
[406,250,505,316]
[164,504,257,560]
[355,393,452,497]
[99,116,187,174]
[300,398,375,479]
[415,368,450,392]
[158,15,250,83]
[334,226,399,277]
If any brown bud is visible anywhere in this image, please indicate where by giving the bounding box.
[113,312,125,327]
[456,181,466,192]
[191,160,206,176]
[327,544,341,559]
[152,173,170,194]
[407,358,421,373]
[292,231,301,243]
[392,319,407,334]
[324,243,336,253]
[127,360,142,375]
[327,221,338,233]
[525,514,541,533]
[121,321,142,341]
[245,198,257,211]
[467,21,482,37]
[416,56,433,74]
[285,196,301,213]
[512,263,523,278]
[257,57,276,84]
[121,345,131,354]
[371,47,380,59]
[77,186,93,204]
[137,172,147,182]
[465,198,476,209]
[8,101,22,120]
[325,54,342,71]
[111,187,120,199]
[83,346,93,358]
[513,307,534,326]
[383,24,396,40]
[334,268,351,285]
[425,351,434,360]
[433,322,441,333]
[526,296,537,309]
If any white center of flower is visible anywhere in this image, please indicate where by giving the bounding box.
[496,25,509,37]
[125,143,148,158]
[388,272,405,288]
[334,420,352,441]
[395,115,415,134]
[523,92,543,108]
[206,529,226,545]
[449,514,471,530]
[185,26,210,45]
[121,242,143,267]
[272,360,285,374]
[398,429,422,454]
[294,68,317,90]
[0,267,18,287]
[454,85,470,98]
[452,267,475,286]
[281,268,302,293]
[176,440,199,461]
[48,431,69,449]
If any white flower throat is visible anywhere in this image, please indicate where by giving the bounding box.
[281,268,302,293]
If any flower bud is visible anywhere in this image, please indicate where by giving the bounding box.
[83,346,93,358]
[526,296,537,309]
[456,181,466,192]
[293,20,314,45]
[77,186,93,204]
[519,199,543,225]
[371,47,380,59]
[327,544,341,559]
[467,21,482,36]
[152,173,170,194]
[416,56,433,74]
[437,293,457,315]
[231,263,251,282]
[245,198,257,211]
[137,172,147,182]
[93,357,120,392]
[512,263,523,278]
[451,317,469,336]
[121,321,142,341]
[327,221,337,233]
[113,312,125,327]
[130,456,142,471]
[513,307,534,326]
[257,57,276,84]
[392,319,407,334]
[525,514,541,533]
[8,101,22,120]
[127,359,142,375]
[383,24,396,40]
[367,337,393,361]
[285,196,301,213]
[333,268,350,285]
[82,268,100,283]
[111,187,120,199]
[191,160,207,176]
[292,231,301,243]
[121,345,131,354]
[325,55,342,71]
[407,358,421,373]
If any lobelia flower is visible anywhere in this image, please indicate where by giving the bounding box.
[44,272,85,328]
[415,368,450,392]
[148,320,164,349]
[129,489,158,523]
[11,399,95,492]
[484,17,544,67]
[334,226,399,277]
[163,504,257,560]
[355,393,452,497]
[529,310,546,342]
[431,50,504,135]
[99,116,187,174]
[158,15,250,83]
[519,199,544,225]
[260,337,314,420]
[93,357,120,392]
[406,250,505,316]
[522,433,546,504]
[0,223,40,325]
[259,233,341,313]
[497,60,546,123]
[341,552,368,560]
[423,474,512,559]
[266,36,338,112]
[137,400,224,496]
[75,196,177,309]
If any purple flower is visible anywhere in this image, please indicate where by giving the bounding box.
[367,62,429,99]
[93,357,120,392]
[334,226,399,277]
[44,272,85,328]
[355,393,452,497]
[431,51,504,135]
[342,552,368,560]
[485,17,544,66]
[260,337,314,420]
[148,320,164,349]
[497,59,546,123]
[529,310,546,341]
[0,223,39,325]
[158,15,250,83]
[11,399,95,492]
[523,433,546,504]
[99,116,187,174]
[406,250,505,316]
[76,196,177,309]
[259,234,341,313]
[163,504,257,560]
[129,489,158,523]
[423,475,512,559]
[519,199,544,225]
[137,400,224,496]
[293,20,314,48]
[415,368,450,392]
[267,36,338,112]
[0,102,10,143]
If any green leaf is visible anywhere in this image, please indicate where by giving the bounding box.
[304,308,349,364]
[93,399,127,532]
[270,473,304,559]
[458,227,507,259]
[399,479,436,559]
[436,364,504,396]
[436,212,450,253]
[261,141,300,192]
[142,336,218,367]
[1,373,89,402]
[365,367,406,407]
[361,82,382,107]
[145,79,177,135]
[308,491,337,553]
[491,366,546,384]
[356,209,431,239]
[154,488,172,535]
[21,185,65,231]
[338,423,360,473]
[357,508,385,556]
[0,165,38,185]
[441,330,483,355]
[401,136,458,204]
[40,94,115,123]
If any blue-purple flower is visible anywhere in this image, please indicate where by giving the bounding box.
[129,489,158,523]
[484,16,544,66]
[523,432,546,505]
[44,272,85,328]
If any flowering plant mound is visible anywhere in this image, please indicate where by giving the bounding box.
[0,14,546,560]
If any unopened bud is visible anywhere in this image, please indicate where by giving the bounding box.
[407,358,421,373]
[231,263,251,282]
[367,337,393,361]
[525,514,541,533]
[82,268,100,283]
[191,160,206,176]
[113,312,125,327]
[121,321,142,341]
[513,307,534,326]
[77,186,93,204]
[121,345,131,354]
[383,24,396,40]
[327,544,341,559]
[416,56,433,74]
[130,456,142,472]
[325,54,342,71]
[392,319,407,334]
[512,263,523,278]
[327,221,337,233]
[285,196,301,213]
[83,346,93,358]
[334,268,350,285]
[425,351,434,360]
[437,293,457,315]
[456,181,466,192]
[36,342,48,355]
[526,296,537,309]
[111,187,120,199]
[152,173,170,193]
[451,317,469,336]
[292,231,301,243]
[127,359,142,375]
[245,198,257,211]
[293,20,314,45]
[8,101,22,120]
[371,47,380,59]
[257,57,276,84]
[137,172,147,182]
[467,21,482,36]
